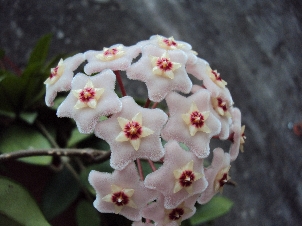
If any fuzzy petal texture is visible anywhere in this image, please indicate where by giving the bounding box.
[94,96,168,170]
[57,70,122,133]
[126,44,192,102]
[84,44,141,75]
[132,222,154,226]
[45,53,85,106]
[191,85,232,139]
[229,108,244,161]
[89,162,158,222]
[137,35,197,65]
[161,90,221,158]
[144,140,208,209]
[198,148,231,204]
[141,194,196,226]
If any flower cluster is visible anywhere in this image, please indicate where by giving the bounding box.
[45,35,245,225]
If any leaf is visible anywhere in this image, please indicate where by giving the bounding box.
[0,176,50,226]
[190,196,233,225]
[19,111,38,124]
[0,48,5,59]
[41,166,80,220]
[27,34,52,67]
[0,125,52,165]
[67,128,93,148]
[76,200,101,226]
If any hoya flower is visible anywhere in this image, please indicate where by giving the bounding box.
[88,162,158,221]
[198,148,231,205]
[229,108,246,161]
[141,194,196,226]
[44,53,85,106]
[94,96,168,170]
[57,70,122,133]
[84,44,141,75]
[144,140,208,209]
[132,222,154,226]
[137,35,198,65]
[191,84,232,140]
[161,90,221,158]
[126,44,192,102]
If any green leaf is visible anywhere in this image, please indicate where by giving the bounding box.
[19,111,38,124]
[80,161,113,195]
[0,176,50,226]
[67,128,93,148]
[0,48,5,60]
[0,125,52,165]
[27,34,52,67]
[76,200,101,226]
[190,196,233,225]
[41,166,80,220]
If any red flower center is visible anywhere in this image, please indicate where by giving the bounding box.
[169,208,185,221]
[217,98,227,112]
[212,70,222,81]
[179,170,195,187]
[111,191,129,207]
[163,38,177,47]
[190,111,205,128]
[79,88,96,102]
[49,66,59,79]
[219,173,228,188]
[157,58,173,71]
[124,121,143,140]
[104,48,118,56]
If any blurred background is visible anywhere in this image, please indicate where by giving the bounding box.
[1,0,302,225]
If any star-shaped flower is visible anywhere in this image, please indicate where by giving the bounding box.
[144,141,208,209]
[94,96,168,170]
[229,108,246,161]
[137,35,198,65]
[161,90,221,158]
[191,85,233,140]
[198,148,231,205]
[84,44,141,75]
[187,58,232,100]
[72,80,104,109]
[181,102,211,136]
[115,112,154,151]
[150,51,181,79]
[141,194,196,226]
[57,70,122,133]
[126,44,192,102]
[88,162,158,221]
[44,53,85,106]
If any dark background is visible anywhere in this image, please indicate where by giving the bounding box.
[1,0,302,225]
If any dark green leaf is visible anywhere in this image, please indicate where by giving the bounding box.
[0,125,52,165]
[0,49,5,60]
[190,196,233,225]
[76,200,101,226]
[0,177,50,226]
[19,111,38,124]
[41,166,80,220]
[27,34,52,67]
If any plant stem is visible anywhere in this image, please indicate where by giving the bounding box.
[148,159,157,172]
[114,70,127,96]
[144,98,151,108]
[136,159,144,181]
[0,148,111,163]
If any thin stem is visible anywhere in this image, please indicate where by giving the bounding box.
[114,70,127,96]
[148,159,157,172]
[136,159,144,181]
[0,148,111,163]
[144,98,151,108]
[151,102,158,109]
[35,119,60,148]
